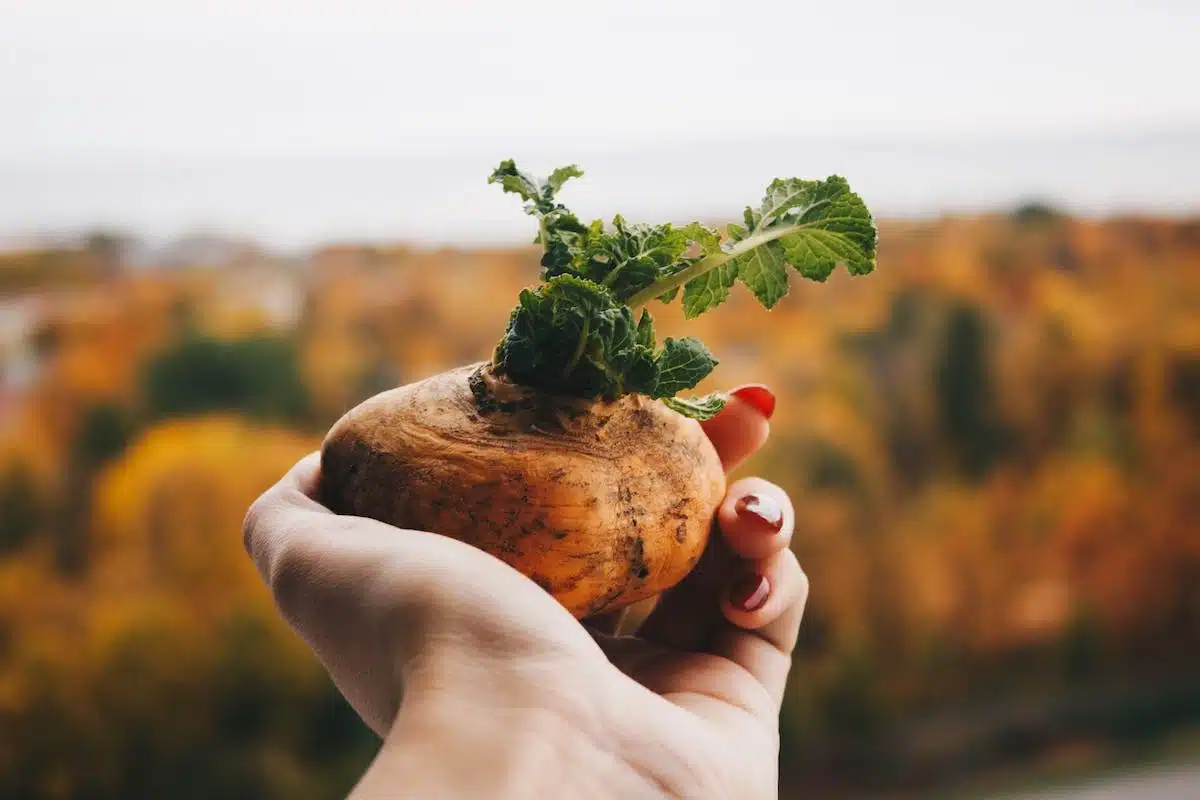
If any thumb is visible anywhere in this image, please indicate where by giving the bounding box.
[243,452,454,731]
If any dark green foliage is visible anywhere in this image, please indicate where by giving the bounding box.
[0,461,41,554]
[489,162,877,418]
[0,613,376,800]
[1011,200,1067,226]
[1169,355,1200,435]
[74,402,135,467]
[805,439,862,492]
[494,275,719,404]
[141,334,310,424]
[934,303,1006,478]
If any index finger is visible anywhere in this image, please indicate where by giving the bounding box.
[699,385,774,472]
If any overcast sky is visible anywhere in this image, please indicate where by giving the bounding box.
[1,0,1196,246]
[2,0,1197,160]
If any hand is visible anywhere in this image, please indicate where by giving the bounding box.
[243,386,807,799]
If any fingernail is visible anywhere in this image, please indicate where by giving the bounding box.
[730,573,771,612]
[735,493,784,532]
[730,384,776,420]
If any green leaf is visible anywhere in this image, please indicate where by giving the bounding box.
[682,262,737,318]
[490,164,876,410]
[585,217,693,302]
[490,160,585,220]
[662,393,727,420]
[726,222,749,242]
[763,175,878,278]
[635,309,656,349]
[653,337,718,396]
[545,165,583,197]
[650,175,876,316]
[678,222,723,254]
[496,275,656,400]
[488,160,541,207]
[732,239,789,308]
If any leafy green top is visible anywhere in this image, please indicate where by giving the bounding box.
[487,160,877,419]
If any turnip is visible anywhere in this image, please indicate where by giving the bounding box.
[318,161,876,618]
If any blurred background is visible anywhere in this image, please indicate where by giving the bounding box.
[1,1,1198,797]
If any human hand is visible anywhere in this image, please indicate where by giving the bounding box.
[243,385,806,798]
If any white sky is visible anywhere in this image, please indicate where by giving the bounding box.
[2,0,1197,160]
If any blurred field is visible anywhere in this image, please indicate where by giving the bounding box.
[1,208,1198,798]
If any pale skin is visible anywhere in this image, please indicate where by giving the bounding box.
[243,388,807,798]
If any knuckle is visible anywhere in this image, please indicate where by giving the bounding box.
[790,554,811,607]
[795,564,810,601]
[265,537,314,623]
[241,497,268,559]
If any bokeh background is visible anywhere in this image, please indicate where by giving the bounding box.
[2,2,1198,798]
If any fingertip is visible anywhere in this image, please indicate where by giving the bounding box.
[286,451,324,497]
[700,391,772,471]
[729,573,771,614]
[729,384,776,420]
[720,550,808,651]
[717,477,794,560]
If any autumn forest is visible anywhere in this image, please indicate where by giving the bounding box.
[1,208,1199,797]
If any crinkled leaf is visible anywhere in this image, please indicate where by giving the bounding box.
[546,165,584,196]
[766,176,877,277]
[662,393,727,420]
[743,206,759,231]
[653,337,718,396]
[491,159,585,219]
[676,175,876,316]
[584,217,693,301]
[635,309,656,349]
[678,222,723,254]
[732,239,789,308]
[497,275,655,400]
[682,262,737,318]
[495,289,545,377]
[488,160,541,207]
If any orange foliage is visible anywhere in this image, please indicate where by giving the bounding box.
[0,214,1198,796]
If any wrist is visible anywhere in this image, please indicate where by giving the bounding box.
[351,656,657,799]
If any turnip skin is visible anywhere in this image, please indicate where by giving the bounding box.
[318,363,726,618]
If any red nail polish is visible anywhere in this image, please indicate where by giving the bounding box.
[735,494,784,532]
[730,573,770,612]
[731,384,776,420]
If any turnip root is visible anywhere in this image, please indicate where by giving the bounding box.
[319,364,725,618]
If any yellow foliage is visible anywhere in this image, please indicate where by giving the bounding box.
[91,416,318,606]
[1,216,1199,795]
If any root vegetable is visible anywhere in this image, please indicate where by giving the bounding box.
[316,162,876,617]
[320,364,725,618]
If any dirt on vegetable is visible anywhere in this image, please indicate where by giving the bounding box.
[320,363,726,617]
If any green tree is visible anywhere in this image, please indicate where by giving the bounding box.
[141,335,311,424]
[934,303,1006,479]
[0,461,41,554]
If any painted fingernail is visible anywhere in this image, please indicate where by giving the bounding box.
[735,493,784,532]
[730,573,771,612]
[730,384,776,420]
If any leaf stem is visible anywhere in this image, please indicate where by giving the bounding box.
[625,225,798,309]
[561,316,590,378]
[600,260,625,288]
